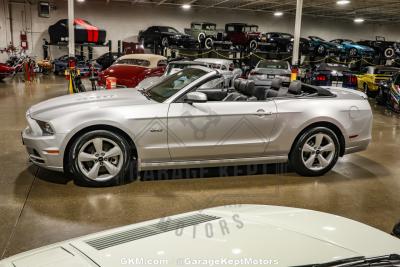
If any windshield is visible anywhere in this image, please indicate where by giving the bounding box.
[160,27,179,34]
[114,58,150,67]
[146,68,208,102]
[343,39,354,44]
[257,60,288,69]
[318,64,349,72]
[165,63,205,75]
[310,36,325,41]
[374,68,399,75]
[203,24,216,30]
[245,26,258,32]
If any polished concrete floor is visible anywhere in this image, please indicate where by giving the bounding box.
[0,74,399,258]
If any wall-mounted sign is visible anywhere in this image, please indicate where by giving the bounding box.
[38,1,50,18]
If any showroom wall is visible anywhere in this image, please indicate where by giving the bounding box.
[1,0,400,62]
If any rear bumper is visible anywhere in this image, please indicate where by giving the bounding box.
[345,138,370,155]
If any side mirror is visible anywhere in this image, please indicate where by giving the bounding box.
[392,221,400,238]
[184,92,207,104]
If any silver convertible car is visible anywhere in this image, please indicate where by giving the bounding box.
[22,66,372,186]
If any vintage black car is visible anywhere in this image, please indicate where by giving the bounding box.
[96,52,121,70]
[48,19,107,44]
[357,37,400,59]
[303,63,357,89]
[259,32,310,54]
[138,26,196,48]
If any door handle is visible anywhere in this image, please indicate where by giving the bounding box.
[253,109,273,116]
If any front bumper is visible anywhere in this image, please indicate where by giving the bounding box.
[21,126,65,172]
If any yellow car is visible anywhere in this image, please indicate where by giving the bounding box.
[357,65,399,97]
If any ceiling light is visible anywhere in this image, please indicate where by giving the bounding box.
[336,0,350,5]
[182,4,191,9]
[274,11,283,17]
[354,18,365,23]
[77,0,85,2]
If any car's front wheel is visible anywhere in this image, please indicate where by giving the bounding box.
[349,48,358,57]
[68,130,136,187]
[316,45,326,56]
[290,127,340,176]
[204,37,213,49]
[161,37,169,47]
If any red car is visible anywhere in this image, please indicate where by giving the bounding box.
[0,63,15,80]
[225,23,261,50]
[98,54,167,88]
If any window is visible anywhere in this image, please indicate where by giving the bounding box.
[221,65,227,70]
[257,60,288,70]
[160,27,179,34]
[147,68,208,102]
[193,24,201,30]
[203,24,216,30]
[158,60,167,67]
[114,58,150,67]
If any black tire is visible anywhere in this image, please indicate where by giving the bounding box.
[316,45,326,56]
[363,83,377,98]
[289,127,340,177]
[349,48,358,57]
[376,88,387,105]
[384,47,395,59]
[161,37,169,47]
[68,130,136,187]
[204,37,214,49]
[286,43,293,53]
[249,39,258,51]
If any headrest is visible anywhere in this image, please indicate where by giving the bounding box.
[271,78,282,90]
[243,80,255,96]
[238,79,247,93]
[233,79,241,90]
[288,80,302,95]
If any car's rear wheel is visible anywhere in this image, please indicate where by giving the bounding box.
[384,47,395,59]
[68,130,136,187]
[290,127,340,176]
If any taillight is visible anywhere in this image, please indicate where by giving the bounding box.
[249,71,261,76]
[350,76,357,84]
[316,74,327,81]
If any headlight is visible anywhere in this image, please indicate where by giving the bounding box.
[36,121,55,136]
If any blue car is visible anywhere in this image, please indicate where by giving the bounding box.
[53,55,101,76]
[330,39,375,58]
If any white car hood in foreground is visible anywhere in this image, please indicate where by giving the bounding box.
[1,205,399,267]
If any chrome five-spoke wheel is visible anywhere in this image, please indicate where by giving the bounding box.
[301,133,335,171]
[69,130,135,187]
[78,138,124,182]
[290,127,340,176]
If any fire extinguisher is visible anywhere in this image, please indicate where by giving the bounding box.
[20,32,28,50]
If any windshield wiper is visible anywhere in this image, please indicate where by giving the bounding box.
[293,254,400,267]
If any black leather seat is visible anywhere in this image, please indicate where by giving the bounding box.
[223,78,248,101]
[288,80,302,95]
[266,78,288,98]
